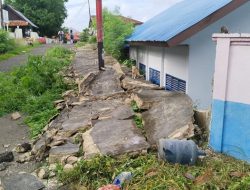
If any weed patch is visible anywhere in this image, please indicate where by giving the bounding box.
[0,46,74,138]
[131,100,141,113]
[57,153,250,190]
[133,114,143,130]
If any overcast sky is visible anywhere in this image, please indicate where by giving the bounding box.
[63,0,182,31]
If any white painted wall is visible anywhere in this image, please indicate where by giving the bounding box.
[129,2,250,109]
[227,43,250,104]
[147,46,162,72]
[164,46,189,90]
[129,46,137,61]
[184,2,250,109]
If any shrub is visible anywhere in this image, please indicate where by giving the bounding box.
[0,30,15,54]
[88,36,97,44]
[90,8,134,61]
[80,28,90,42]
[122,59,136,68]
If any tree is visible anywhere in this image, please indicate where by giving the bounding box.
[91,8,134,61]
[5,0,68,37]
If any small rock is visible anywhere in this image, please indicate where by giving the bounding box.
[3,144,10,148]
[56,103,65,110]
[0,151,14,163]
[49,142,79,164]
[70,102,84,106]
[66,156,78,165]
[15,143,32,153]
[0,163,8,171]
[36,168,49,180]
[11,112,21,120]
[184,172,195,181]
[17,152,34,163]
[54,99,65,105]
[50,171,56,178]
[49,164,57,171]
[63,164,74,172]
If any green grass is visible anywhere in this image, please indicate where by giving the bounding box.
[131,100,141,113]
[0,46,74,138]
[0,41,40,61]
[134,114,143,130]
[56,153,250,190]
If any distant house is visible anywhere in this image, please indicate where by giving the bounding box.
[127,0,250,110]
[3,4,38,38]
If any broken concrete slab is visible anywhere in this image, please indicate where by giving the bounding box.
[61,116,91,137]
[111,105,134,120]
[77,72,98,96]
[2,173,45,190]
[131,89,174,110]
[137,90,194,145]
[121,77,162,91]
[168,124,195,140]
[85,119,149,157]
[82,129,101,159]
[88,67,124,97]
[49,142,79,164]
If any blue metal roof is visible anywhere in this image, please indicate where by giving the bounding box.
[127,0,232,42]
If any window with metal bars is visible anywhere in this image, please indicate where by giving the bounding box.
[165,74,186,93]
[149,68,160,86]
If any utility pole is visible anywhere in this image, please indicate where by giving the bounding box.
[0,0,3,29]
[96,0,104,70]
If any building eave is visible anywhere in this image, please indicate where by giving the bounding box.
[167,0,248,46]
[128,0,248,47]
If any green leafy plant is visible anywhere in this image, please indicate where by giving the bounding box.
[0,30,15,54]
[0,46,73,138]
[133,114,143,129]
[91,8,134,61]
[80,28,90,42]
[131,100,140,113]
[122,59,136,68]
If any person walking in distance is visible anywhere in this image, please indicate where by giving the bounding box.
[70,30,74,44]
[58,30,64,44]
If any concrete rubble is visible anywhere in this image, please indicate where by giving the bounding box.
[0,45,197,189]
[30,45,195,162]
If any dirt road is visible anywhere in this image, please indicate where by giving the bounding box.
[0,44,73,72]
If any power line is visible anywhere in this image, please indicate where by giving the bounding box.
[87,0,91,18]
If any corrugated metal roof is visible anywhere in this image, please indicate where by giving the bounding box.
[127,0,232,42]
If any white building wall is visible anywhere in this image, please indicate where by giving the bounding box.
[129,1,250,109]
[164,46,189,90]
[129,46,137,61]
[147,46,162,71]
[184,1,250,109]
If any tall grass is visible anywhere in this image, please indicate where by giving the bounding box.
[0,46,74,137]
